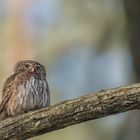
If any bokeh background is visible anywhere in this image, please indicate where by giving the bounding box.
[0,0,140,140]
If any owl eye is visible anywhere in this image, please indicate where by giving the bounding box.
[35,65,41,71]
[25,64,30,69]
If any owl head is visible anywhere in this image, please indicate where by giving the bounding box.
[14,60,46,76]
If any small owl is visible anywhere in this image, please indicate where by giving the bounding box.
[0,60,50,120]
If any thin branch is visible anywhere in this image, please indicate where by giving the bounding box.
[0,83,140,140]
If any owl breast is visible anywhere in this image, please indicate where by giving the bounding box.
[7,77,49,116]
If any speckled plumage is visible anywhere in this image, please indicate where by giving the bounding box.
[0,60,50,120]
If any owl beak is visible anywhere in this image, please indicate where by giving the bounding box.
[31,67,35,72]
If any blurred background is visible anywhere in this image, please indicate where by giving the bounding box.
[0,0,140,140]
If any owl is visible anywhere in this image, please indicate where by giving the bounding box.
[0,60,50,120]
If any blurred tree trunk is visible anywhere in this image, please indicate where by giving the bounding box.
[117,0,140,140]
[124,0,140,81]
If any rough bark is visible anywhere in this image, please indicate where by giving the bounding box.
[0,83,140,140]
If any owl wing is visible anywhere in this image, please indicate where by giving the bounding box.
[0,74,17,120]
[2,74,17,97]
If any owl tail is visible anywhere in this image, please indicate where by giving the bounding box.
[0,110,7,121]
[0,103,8,121]
[0,98,9,121]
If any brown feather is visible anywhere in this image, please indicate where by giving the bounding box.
[0,60,50,120]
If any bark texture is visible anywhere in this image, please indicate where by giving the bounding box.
[0,83,140,140]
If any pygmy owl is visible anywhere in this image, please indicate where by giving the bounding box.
[0,60,50,120]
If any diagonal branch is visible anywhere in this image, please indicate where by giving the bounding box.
[0,83,140,139]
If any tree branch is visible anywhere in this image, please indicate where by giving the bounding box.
[0,83,140,139]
